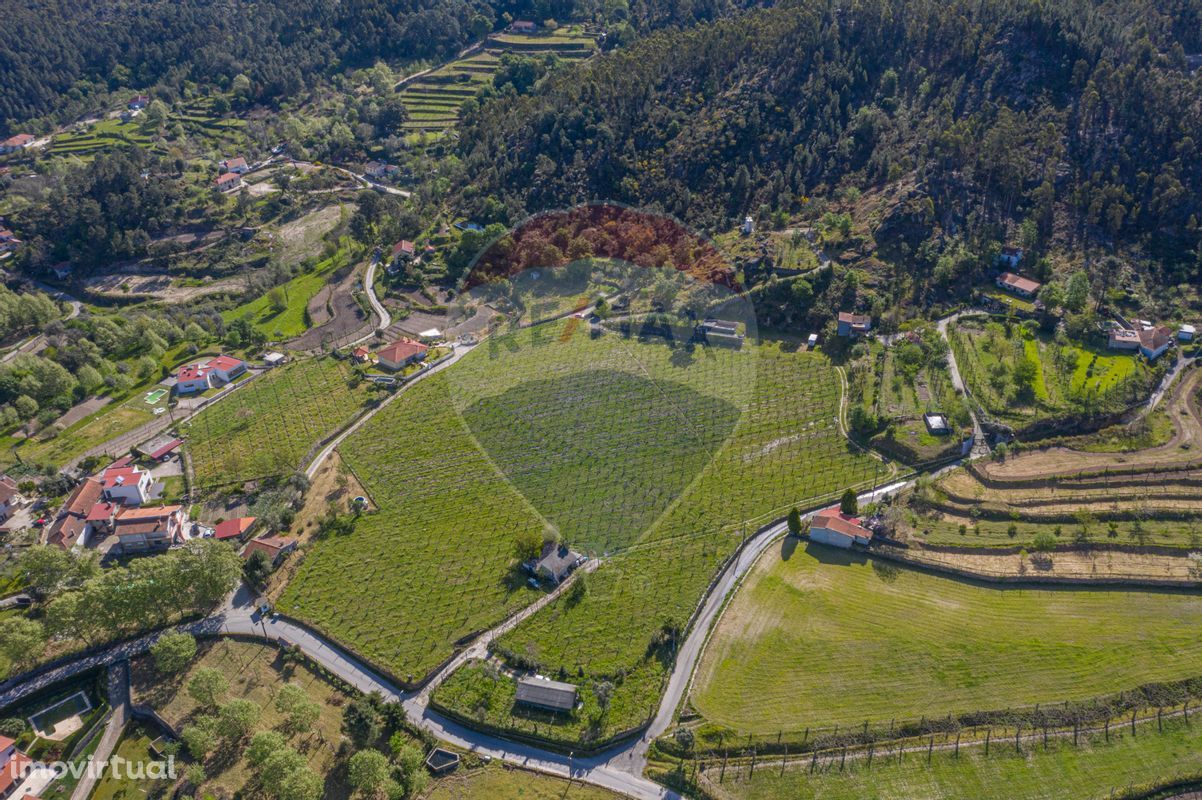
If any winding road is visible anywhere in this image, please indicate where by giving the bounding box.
[0,308,931,798]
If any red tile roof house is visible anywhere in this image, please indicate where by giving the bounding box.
[836,312,872,337]
[391,239,416,263]
[100,463,154,505]
[509,20,539,33]
[0,134,35,155]
[376,338,428,372]
[221,156,249,174]
[351,346,371,364]
[128,94,151,110]
[1137,325,1174,361]
[112,505,185,554]
[215,172,242,191]
[242,535,297,567]
[0,734,42,799]
[808,506,874,549]
[45,478,103,549]
[995,271,1042,298]
[175,355,248,395]
[214,516,257,542]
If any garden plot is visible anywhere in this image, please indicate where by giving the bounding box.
[948,318,1153,428]
[184,356,371,491]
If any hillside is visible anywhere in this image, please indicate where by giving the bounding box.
[456,0,1202,282]
[0,0,758,129]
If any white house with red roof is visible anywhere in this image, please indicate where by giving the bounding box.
[100,463,153,505]
[0,134,35,155]
[996,271,1041,299]
[176,354,248,394]
[391,239,416,264]
[215,172,242,191]
[221,156,249,174]
[376,338,428,371]
[0,734,42,800]
[0,476,20,524]
[808,506,874,549]
[128,94,151,110]
[45,478,103,549]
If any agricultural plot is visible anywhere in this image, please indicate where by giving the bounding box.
[691,546,1202,737]
[705,713,1202,800]
[281,320,885,722]
[850,334,969,464]
[399,28,598,136]
[221,249,352,340]
[948,317,1152,428]
[183,357,371,491]
[900,367,1202,551]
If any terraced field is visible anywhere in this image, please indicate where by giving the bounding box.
[691,545,1202,737]
[899,365,1202,550]
[184,356,372,491]
[48,98,245,158]
[280,319,885,735]
[400,27,598,137]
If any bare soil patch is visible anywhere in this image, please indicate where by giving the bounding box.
[83,271,247,302]
[287,261,370,351]
[885,545,1201,584]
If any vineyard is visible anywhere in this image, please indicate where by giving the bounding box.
[690,546,1202,736]
[183,357,371,491]
[280,321,887,727]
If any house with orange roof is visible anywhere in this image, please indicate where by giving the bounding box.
[376,339,428,372]
[45,478,103,549]
[100,463,153,505]
[241,535,297,567]
[808,506,874,549]
[214,516,257,542]
[112,505,185,554]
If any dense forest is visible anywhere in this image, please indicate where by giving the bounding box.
[455,0,1202,282]
[0,0,756,127]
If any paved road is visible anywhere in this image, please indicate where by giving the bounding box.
[347,254,391,348]
[70,660,131,800]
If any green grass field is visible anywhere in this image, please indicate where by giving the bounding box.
[281,320,884,736]
[691,545,1202,736]
[183,357,371,490]
[708,714,1202,800]
[221,250,348,340]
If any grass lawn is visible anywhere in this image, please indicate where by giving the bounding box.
[425,764,621,800]
[88,724,173,800]
[221,250,348,340]
[279,317,886,743]
[183,356,372,491]
[129,638,353,799]
[707,714,1202,800]
[691,545,1202,736]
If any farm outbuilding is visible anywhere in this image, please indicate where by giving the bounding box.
[515,676,578,713]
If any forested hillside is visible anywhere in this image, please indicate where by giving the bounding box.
[456,0,1202,279]
[0,0,755,127]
